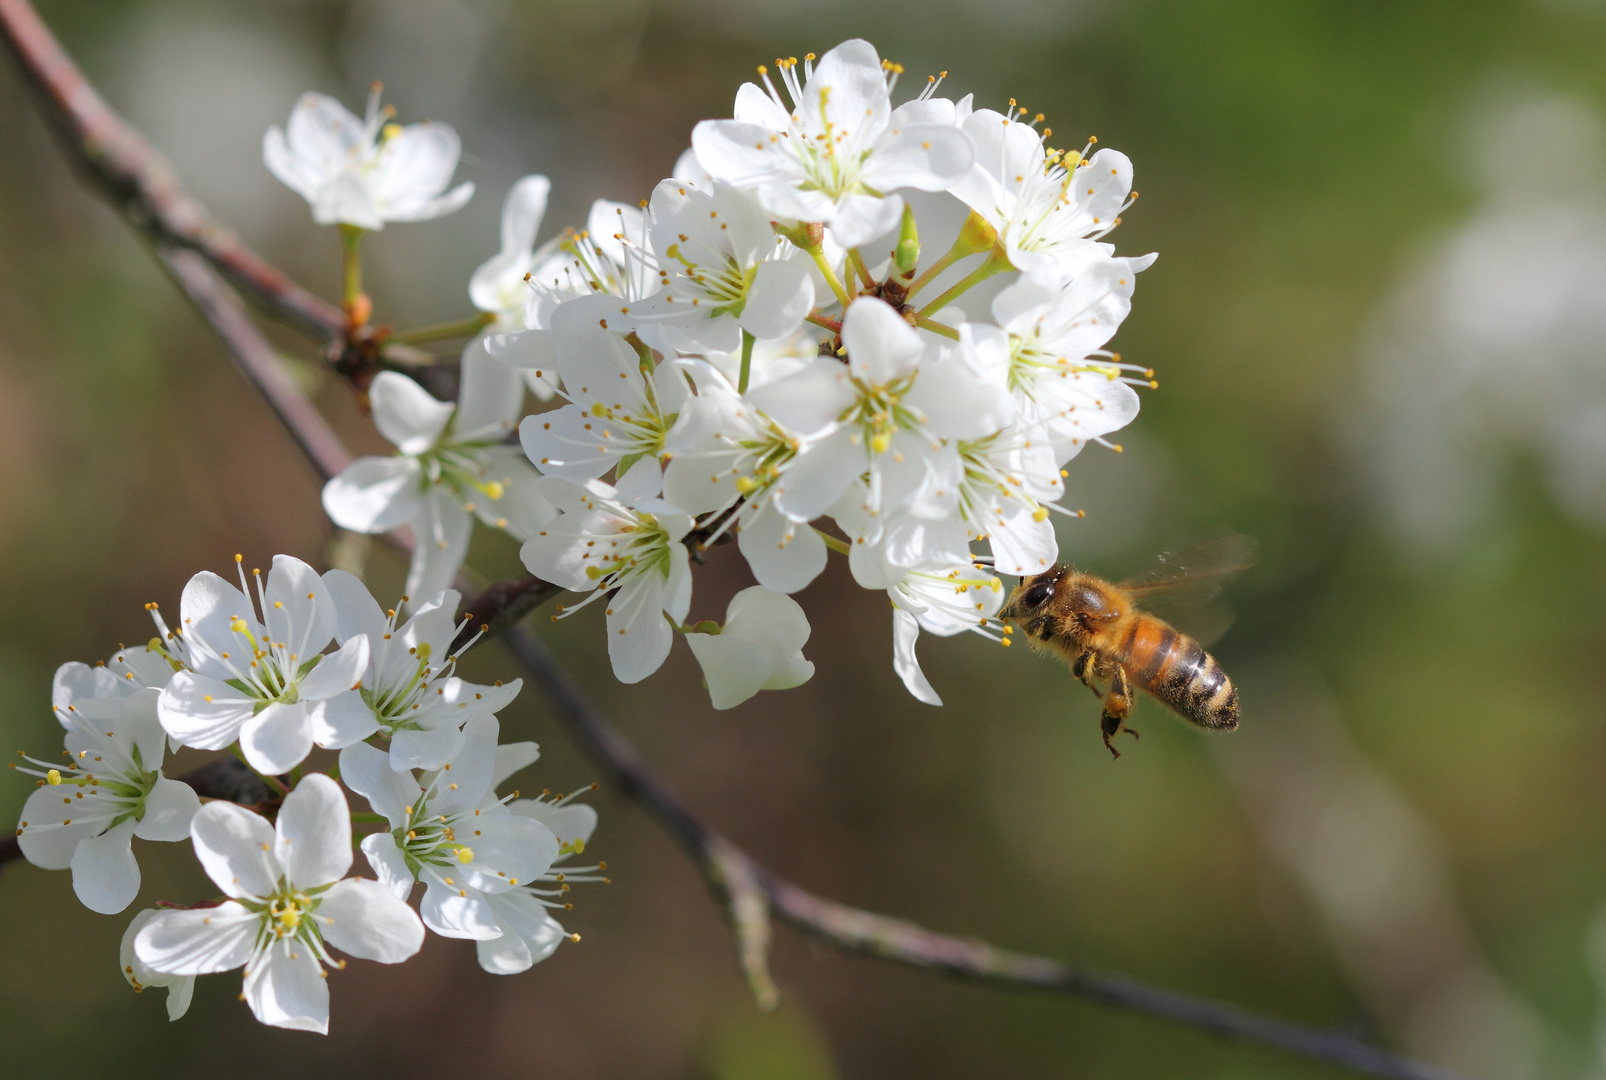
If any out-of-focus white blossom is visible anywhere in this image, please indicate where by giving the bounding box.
[264,87,473,229]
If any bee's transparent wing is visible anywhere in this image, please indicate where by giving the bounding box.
[1116,534,1258,645]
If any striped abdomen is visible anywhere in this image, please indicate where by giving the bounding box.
[1115,615,1238,730]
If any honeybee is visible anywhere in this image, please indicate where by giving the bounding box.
[1001,535,1258,758]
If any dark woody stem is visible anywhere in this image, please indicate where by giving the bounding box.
[0,6,1468,1077]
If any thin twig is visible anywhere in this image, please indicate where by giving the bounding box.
[0,0,341,340]
[0,5,1471,1077]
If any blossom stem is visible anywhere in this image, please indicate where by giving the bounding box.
[737,330,756,394]
[912,315,959,340]
[804,311,842,334]
[811,526,851,556]
[339,224,365,313]
[388,312,493,345]
[846,247,876,290]
[805,243,852,308]
[904,209,1001,301]
[915,246,1013,319]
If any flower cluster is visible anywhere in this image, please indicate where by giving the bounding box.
[13,555,599,1032]
[304,39,1155,708]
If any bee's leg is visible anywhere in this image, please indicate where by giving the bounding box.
[1071,649,1104,699]
[1100,665,1137,759]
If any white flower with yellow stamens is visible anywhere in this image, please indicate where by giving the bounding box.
[263,86,473,230]
[991,254,1156,464]
[322,351,556,606]
[321,574,522,772]
[519,460,694,684]
[133,774,424,1034]
[14,688,199,914]
[340,716,559,944]
[887,558,1007,706]
[950,104,1136,276]
[691,39,974,248]
[155,555,371,775]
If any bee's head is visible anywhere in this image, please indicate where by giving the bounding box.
[1002,566,1066,621]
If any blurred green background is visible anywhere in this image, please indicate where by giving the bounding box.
[4,0,1606,1077]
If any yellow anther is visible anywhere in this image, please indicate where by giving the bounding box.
[572,837,586,854]
[1032,507,1049,523]
[46,769,61,785]
[456,847,475,865]
[870,432,892,455]
[481,480,504,501]
[734,476,759,495]
[381,122,403,141]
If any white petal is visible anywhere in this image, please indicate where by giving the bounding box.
[746,358,858,436]
[189,801,278,898]
[509,800,597,850]
[737,260,814,340]
[892,608,942,706]
[70,817,141,914]
[404,493,472,607]
[134,777,201,842]
[828,193,904,249]
[420,879,502,940]
[606,575,675,684]
[723,585,813,655]
[321,568,389,646]
[165,973,196,1021]
[371,121,464,208]
[157,673,255,751]
[369,371,454,455]
[842,296,924,385]
[17,784,103,869]
[179,571,263,681]
[52,661,122,717]
[264,554,338,660]
[322,456,424,534]
[360,833,416,901]
[135,902,258,976]
[239,702,315,776]
[501,175,550,254]
[388,725,466,773]
[308,691,380,750]
[768,428,863,523]
[274,773,352,890]
[686,634,772,710]
[299,636,370,701]
[431,714,499,815]
[457,345,524,434]
[478,891,565,974]
[339,741,421,826]
[117,689,169,776]
[861,124,975,191]
[243,938,329,1033]
[737,503,827,593]
[492,741,541,789]
[316,878,425,962]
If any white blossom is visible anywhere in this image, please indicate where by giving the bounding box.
[321,574,522,771]
[134,774,425,1033]
[516,324,691,484]
[520,460,693,684]
[686,586,815,709]
[950,107,1134,276]
[155,555,371,775]
[888,559,1006,706]
[15,688,199,914]
[340,717,559,944]
[691,40,974,248]
[596,178,815,353]
[263,87,473,230]
[322,353,555,604]
[468,175,559,400]
[661,360,828,593]
[481,789,603,974]
[751,296,1012,539]
[991,254,1156,463]
[120,910,195,1021]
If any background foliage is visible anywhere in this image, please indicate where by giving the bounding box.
[3,0,1605,1076]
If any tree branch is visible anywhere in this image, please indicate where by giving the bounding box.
[0,4,1470,1077]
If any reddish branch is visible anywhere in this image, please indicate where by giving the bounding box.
[0,5,1470,1078]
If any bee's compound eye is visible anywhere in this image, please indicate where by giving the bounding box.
[1022,579,1056,609]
